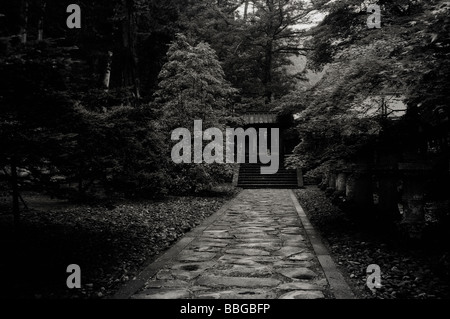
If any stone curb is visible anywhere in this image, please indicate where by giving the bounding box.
[289,190,355,299]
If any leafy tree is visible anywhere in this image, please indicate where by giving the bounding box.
[281,0,449,229]
[67,105,170,199]
[288,0,450,172]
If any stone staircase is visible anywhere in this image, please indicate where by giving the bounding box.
[237,155,300,189]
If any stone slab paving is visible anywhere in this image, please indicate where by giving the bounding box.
[116,189,354,299]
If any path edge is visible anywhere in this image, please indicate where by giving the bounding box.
[289,190,355,299]
[111,191,244,299]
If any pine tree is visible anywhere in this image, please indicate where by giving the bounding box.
[154,34,238,194]
[155,33,238,130]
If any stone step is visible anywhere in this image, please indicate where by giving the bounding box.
[238,180,298,185]
[236,184,299,189]
[239,175,296,178]
[238,170,295,174]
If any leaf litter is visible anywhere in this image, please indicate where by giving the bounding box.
[2,190,238,299]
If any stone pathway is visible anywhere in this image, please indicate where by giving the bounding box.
[114,189,354,299]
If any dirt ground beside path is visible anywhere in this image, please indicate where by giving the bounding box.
[295,186,450,299]
[1,188,237,299]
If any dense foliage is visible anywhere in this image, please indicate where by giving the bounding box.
[286,0,449,177]
[1,0,314,211]
[1,0,448,227]
[154,34,238,193]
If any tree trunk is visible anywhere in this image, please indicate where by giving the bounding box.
[10,157,20,229]
[263,42,273,104]
[37,1,47,41]
[261,0,275,104]
[103,51,114,90]
[244,0,249,20]
[77,158,84,199]
[78,174,84,198]
[120,0,140,101]
[336,172,347,194]
[20,0,29,44]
